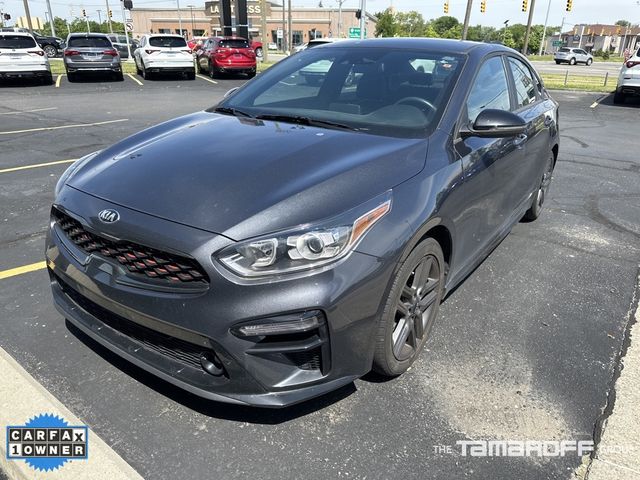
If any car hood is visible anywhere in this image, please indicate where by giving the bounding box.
[68,112,428,240]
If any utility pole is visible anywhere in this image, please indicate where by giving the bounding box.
[120,0,131,58]
[522,0,536,54]
[281,1,285,52]
[176,0,183,37]
[538,0,551,55]
[577,24,584,48]
[45,0,56,36]
[97,9,102,25]
[187,4,195,38]
[22,0,33,31]
[287,0,292,52]
[461,0,473,40]
[359,0,365,39]
[337,0,344,37]
[260,0,268,61]
[105,0,113,33]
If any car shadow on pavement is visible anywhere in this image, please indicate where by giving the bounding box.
[67,74,124,83]
[0,78,49,88]
[598,93,640,108]
[65,319,357,423]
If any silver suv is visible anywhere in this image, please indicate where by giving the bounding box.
[614,48,640,104]
[64,33,123,82]
[554,47,593,66]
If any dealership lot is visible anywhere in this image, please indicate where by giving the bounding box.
[0,77,639,479]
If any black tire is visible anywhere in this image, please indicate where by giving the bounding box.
[255,47,263,58]
[186,71,196,80]
[247,70,256,78]
[569,57,576,65]
[555,60,561,64]
[43,44,57,58]
[373,238,445,376]
[613,91,625,104]
[42,73,53,85]
[135,60,142,75]
[114,72,124,81]
[66,72,77,82]
[208,60,218,79]
[523,151,555,221]
[586,58,593,66]
[141,63,152,80]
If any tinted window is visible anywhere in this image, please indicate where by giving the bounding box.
[466,56,510,123]
[220,47,465,138]
[0,35,37,48]
[149,36,187,48]
[559,47,570,52]
[68,36,111,48]
[218,39,250,48]
[508,57,537,108]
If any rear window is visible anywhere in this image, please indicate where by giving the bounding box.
[558,47,570,52]
[218,39,249,48]
[68,36,112,48]
[149,36,187,48]
[0,35,37,49]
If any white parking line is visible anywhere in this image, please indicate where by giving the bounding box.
[55,74,64,88]
[0,119,128,136]
[0,158,76,175]
[127,73,143,86]
[590,101,599,108]
[0,107,58,116]
[196,74,217,84]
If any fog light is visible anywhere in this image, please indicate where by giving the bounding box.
[232,311,323,337]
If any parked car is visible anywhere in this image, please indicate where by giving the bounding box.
[554,47,593,65]
[134,34,195,80]
[195,36,256,78]
[48,38,559,408]
[64,33,122,82]
[0,27,65,57]
[187,36,207,51]
[251,39,263,58]
[614,47,640,104]
[106,34,138,59]
[0,31,52,84]
[294,37,348,54]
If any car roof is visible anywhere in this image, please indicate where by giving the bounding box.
[0,31,34,37]
[68,33,109,38]
[146,34,184,38]
[316,37,504,55]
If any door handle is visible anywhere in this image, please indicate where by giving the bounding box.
[513,133,527,147]
[544,116,553,127]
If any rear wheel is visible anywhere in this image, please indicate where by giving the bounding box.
[555,60,561,64]
[43,45,57,58]
[66,72,77,82]
[141,62,152,80]
[255,47,263,58]
[114,71,124,81]
[135,59,142,75]
[586,58,593,66]
[523,151,555,221]
[186,70,196,80]
[208,60,218,79]
[569,57,576,65]
[613,91,625,104]
[373,238,445,376]
[42,72,53,85]
[247,70,256,78]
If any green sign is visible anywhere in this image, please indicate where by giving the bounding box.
[348,27,365,38]
[552,40,562,46]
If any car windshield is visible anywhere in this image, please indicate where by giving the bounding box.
[0,35,37,49]
[149,36,187,48]
[219,39,249,48]
[68,36,111,48]
[215,47,465,138]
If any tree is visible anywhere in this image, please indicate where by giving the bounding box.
[374,9,399,37]
[39,16,125,36]
[501,28,516,49]
[615,20,630,27]
[430,16,460,37]
[395,11,427,37]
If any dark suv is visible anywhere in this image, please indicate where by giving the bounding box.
[0,27,65,57]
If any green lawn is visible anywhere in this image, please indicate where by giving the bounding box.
[540,72,614,92]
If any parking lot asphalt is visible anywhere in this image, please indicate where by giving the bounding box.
[1,77,639,479]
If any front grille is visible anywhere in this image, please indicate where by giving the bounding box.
[287,349,322,371]
[53,207,208,285]
[56,274,212,370]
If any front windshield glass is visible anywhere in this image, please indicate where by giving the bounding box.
[216,46,465,138]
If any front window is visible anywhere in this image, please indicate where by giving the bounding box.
[149,36,187,48]
[466,56,510,123]
[216,47,465,138]
[508,57,537,108]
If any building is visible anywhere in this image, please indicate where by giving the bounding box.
[544,24,640,55]
[128,2,376,48]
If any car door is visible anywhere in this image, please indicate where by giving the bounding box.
[453,54,525,267]
[505,56,552,208]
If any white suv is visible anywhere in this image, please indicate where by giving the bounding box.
[133,34,195,80]
[615,48,640,104]
[554,47,593,66]
[0,31,52,84]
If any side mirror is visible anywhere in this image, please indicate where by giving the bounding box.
[223,87,239,98]
[460,109,526,138]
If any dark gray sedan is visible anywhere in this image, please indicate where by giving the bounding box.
[47,38,559,407]
[63,33,123,81]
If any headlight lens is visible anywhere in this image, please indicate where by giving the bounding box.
[216,195,391,278]
[54,151,100,196]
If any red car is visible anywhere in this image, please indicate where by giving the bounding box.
[251,40,263,58]
[195,36,256,78]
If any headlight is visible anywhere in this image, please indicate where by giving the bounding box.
[55,151,100,196]
[215,193,392,278]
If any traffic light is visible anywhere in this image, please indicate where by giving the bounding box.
[565,0,572,11]
[3,13,10,20]
[123,0,133,9]
[81,8,86,17]
[355,9,361,19]
[443,1,449,13]
[521,0,527,11]
[480,0,486,12]
[108,9,112,18]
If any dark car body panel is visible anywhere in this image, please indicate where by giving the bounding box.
[47,38,559,407]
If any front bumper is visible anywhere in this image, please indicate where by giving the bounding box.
[46,188,390,407]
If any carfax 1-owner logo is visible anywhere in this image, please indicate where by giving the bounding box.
[6,413,88,472]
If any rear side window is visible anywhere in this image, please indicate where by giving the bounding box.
[508,57,537,108]
[219,39,250,48]
[68,37,112,48]
[0,35,37,49]
[466,56,511,123]
[149,36,187,48]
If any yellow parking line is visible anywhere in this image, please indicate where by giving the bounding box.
[0,107,57,116]
[55,74,64,88]
[127,73,143,86]
[590,101,598,108]
[196,74,217,84]
[0,261,47,280]
[0,158,77,175]
[0,118,128,136]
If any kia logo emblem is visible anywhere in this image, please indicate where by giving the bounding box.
[98,209,120,223]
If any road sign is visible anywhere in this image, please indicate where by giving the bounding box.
[348,27,360,38]
[277,28,283,39]
[552,40,562,47]
[125,21,133,32]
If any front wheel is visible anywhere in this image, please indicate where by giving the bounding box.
[569,57,576,65]
[555,60,561,64]
[586,58,593,66]
[43,45,57,58]
[373,238,445,376]
[523,151,555,221]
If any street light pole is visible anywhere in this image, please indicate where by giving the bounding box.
[461,0,473,40]
[105,0,113,33]
[187,4,195,38]
[522,0,536,54]
[22,0,34,31]
[359,0,365,39]
[538,0,551,55]
[45,0,56,36]
[176,0,183,37]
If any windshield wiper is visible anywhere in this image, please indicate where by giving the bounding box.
[254,114,358,131]
[213,106,254,118]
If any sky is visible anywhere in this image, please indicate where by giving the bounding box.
[0,0,638,30]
